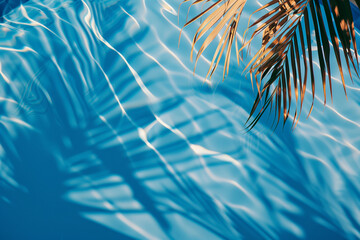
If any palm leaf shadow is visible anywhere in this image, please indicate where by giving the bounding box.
[0,125,135,240]
[0,9,171,237]
[161,167,351,239]
[162,174,240,239]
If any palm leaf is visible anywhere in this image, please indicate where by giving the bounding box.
[180,0,247,80]
[181,0,360,130]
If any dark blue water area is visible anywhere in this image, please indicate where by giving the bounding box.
[0,0,360,239]
[0,0,28,21]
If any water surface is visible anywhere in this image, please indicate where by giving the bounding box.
[0,0,360,239]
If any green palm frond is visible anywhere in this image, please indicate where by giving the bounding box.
[181,0,360,130]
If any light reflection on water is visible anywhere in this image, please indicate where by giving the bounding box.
[0,0,359,239]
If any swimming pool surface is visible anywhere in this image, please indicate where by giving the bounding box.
[0,0,360,239]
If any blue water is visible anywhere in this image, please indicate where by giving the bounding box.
[0,0,360,239]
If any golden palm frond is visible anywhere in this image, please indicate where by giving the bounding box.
[180,0,247,80]
[181,0,360,130]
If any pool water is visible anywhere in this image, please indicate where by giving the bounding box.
[0,0,360,239]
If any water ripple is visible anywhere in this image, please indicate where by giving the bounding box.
[0,0,359,239]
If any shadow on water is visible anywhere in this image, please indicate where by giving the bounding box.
[0,127,135,240]
[0,0,30,21]
[213,82,348,239]
[162,171,347,240]
[0,58,352,239]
